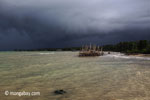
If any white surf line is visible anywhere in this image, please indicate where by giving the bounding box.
[39,52,55,55]
[103,53,150,60]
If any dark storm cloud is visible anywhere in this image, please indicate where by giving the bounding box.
[0,0,150,50]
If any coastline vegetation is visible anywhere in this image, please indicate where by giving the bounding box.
[103,40,150,54]
[13,40,150,54]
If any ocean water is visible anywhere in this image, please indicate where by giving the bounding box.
[0,51,150,100]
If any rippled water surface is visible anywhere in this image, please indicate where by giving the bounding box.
[0,52,150,100]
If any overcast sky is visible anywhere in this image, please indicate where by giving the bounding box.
[0,0,150,50]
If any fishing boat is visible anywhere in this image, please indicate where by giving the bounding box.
[79,44,104,57]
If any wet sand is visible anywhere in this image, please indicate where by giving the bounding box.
[0,52,150,100]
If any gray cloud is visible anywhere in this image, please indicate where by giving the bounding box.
[0,0,150,50]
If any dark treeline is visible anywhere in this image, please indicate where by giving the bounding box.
[103,40,150,54]
[14,47,81,51]
[14,40,150,54]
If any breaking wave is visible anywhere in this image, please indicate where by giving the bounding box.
[39,52,55,55]
[104,52,150,60]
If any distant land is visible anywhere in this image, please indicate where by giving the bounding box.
[12,40,150,54]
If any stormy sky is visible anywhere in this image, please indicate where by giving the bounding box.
[0,0,150,50]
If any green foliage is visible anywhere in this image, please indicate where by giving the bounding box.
[13,40,150,54]
[103,40,150,54]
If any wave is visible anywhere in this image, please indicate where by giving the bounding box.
[103,52,150,60]
[39,52,55,55]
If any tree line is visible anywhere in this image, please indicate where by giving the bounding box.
[14,47,81,51]
[103,40,150,54]
[14,40,150,54]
